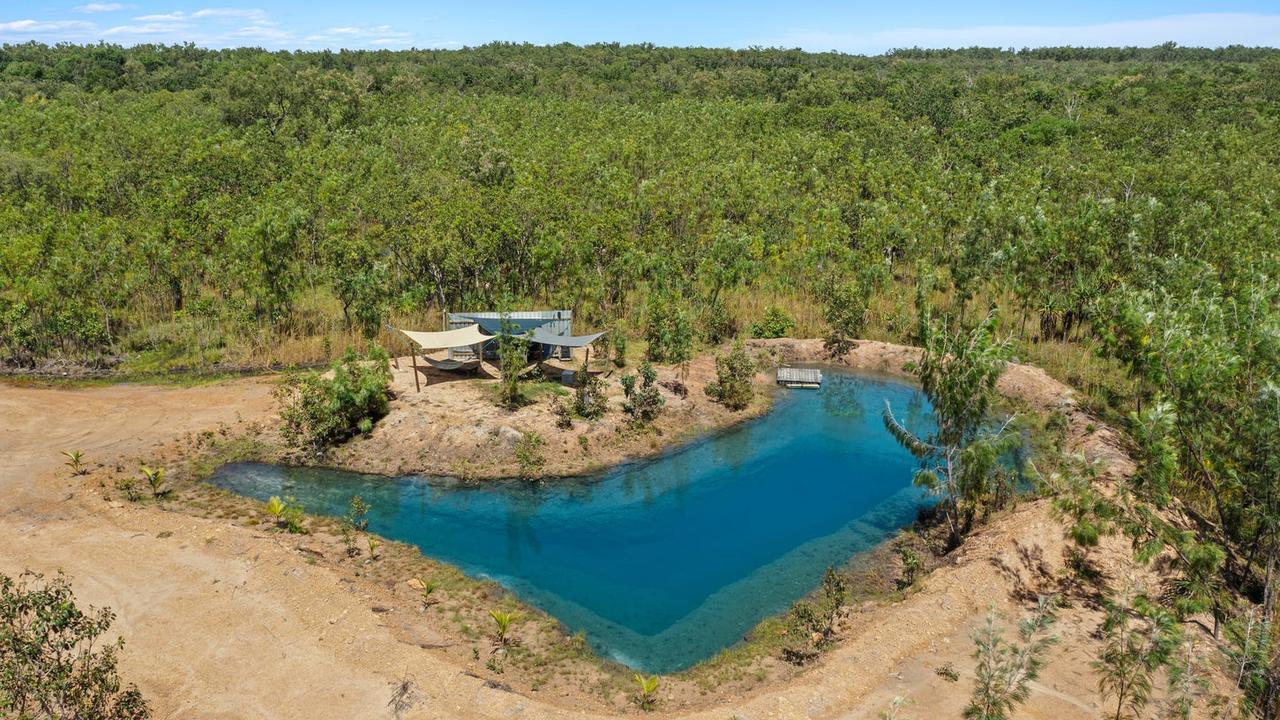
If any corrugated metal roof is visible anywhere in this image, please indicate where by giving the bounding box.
[446,310,573,360]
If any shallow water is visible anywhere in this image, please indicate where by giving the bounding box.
[209,370,935,672]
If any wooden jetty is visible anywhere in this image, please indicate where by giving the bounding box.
[776,367,822,388]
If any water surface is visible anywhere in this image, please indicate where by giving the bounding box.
[210,370,934,672]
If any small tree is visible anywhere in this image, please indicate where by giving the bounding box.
[645,295,694,380]
[622,362,664,425]
[0,571,151,720]
[1093,594,1180,720]
[897,545,923,588]
[965,596,1059,720]
[515,431,546,479]
[573,360,608,419]
[821,272,871,357]
[496,312,529,410]
[611,325,628,368]
[883,308,1017,545]
[705,340,755,410]
[701,300,738,345]
[344,494,370,531]
[281,496,307,534]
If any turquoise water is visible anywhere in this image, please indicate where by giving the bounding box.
[209,370,935,673]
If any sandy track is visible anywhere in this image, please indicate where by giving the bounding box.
[0,345,1182,719]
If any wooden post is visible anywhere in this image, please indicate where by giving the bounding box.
[411,348,421,393]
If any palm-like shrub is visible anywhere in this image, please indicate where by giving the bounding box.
[265,496,287,525]
[632,674,659,711]
[489,609,518,645]
[62,450,88,475]
[138,465,166,498]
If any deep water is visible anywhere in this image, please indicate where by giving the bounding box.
[209,369,935,673]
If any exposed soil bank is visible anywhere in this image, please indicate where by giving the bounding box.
[0,340,1227,719]
[309,350,777,479]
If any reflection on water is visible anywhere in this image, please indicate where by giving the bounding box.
[210,369,936,673]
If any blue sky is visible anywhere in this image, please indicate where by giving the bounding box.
[3,1,1279,52]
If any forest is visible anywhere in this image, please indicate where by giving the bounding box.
[0,41,1278,715]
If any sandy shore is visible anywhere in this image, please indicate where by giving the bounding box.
[0,339,1226,719]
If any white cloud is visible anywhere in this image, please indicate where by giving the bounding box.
[763,13,1280,54]
[191,8,268,23]
[0,18,95,33]
[102,22,187,36]
[300,23,411,47]
[6,6,417,50]
[133,12,185,21]
[73,3,128,13]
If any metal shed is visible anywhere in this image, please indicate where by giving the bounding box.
[446,310,574,360]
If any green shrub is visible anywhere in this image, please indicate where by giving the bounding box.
[611,327,628,368]
[275,347,392,454]
[821,273,871,356]
[515,431,546,479]
[0,570,151,720]
[344,494,370,531]
[750,305,795,339]
[701,301,738,344]
[705,340,755,410]
[897,545,923,588]
[572,361,608,419]
[621,362,664,424]
[281,495,307,534]
[552,397,573,429]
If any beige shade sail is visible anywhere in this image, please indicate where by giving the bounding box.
[395,324,491,351]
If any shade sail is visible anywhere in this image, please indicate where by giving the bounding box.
[528,326,607,348]
[396,324,490,350]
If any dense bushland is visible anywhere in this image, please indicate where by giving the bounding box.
[1,41,1278,715]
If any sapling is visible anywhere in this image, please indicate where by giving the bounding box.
[965,595,1058,720]
[489,609,518,645]
[265,496,287,526]
[1093,594,1179,720]
[344,494,370,531]
[632,673,659,711]
[416,576,438,607]
[62,450,88,475]
[139,465,167,498]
